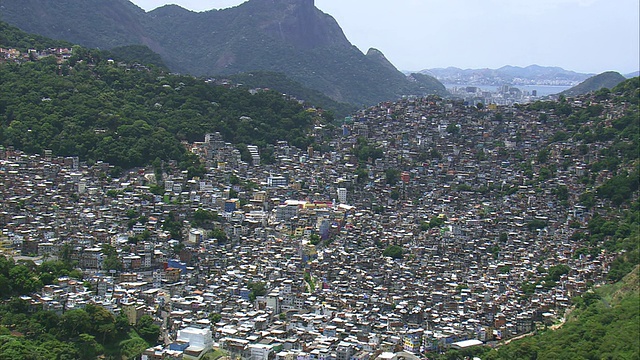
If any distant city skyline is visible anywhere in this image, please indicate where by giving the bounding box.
[129,0,640,75]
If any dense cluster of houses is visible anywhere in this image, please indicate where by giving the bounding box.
[0,87,632,360]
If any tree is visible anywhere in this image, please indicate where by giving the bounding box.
[76,333,102,360]
[554,185,569,201]
[85,304,116,343]
[385,169,400,185]
[383,245,404,259]
[390,189,400,200]
[446,122,460,135]
[547,264,570,282]
[539,113,549,123]
[229,174,240,185]
[430,148,442,160]
[162,211,183,240]
[149,184,164,195]
[125,209,138,219]
[428,215,446,229]
[537,148,550,164]
[353,138,383,162]
[119,338,149,359]
[59,243,74,265]
[248,281,267,301]
[304,271,316,292]
[209,313,222,324]
[355,168,368,184]
[192,208,217,227]
[309,234,321,245]
[527,219,547,231]
[114,313,131,336]
[102,243,122,272]
[8,264,42,295]
[580,191,596,209]
[60,309,92,338]
[539,167,552,181]
[209,228,228,244]
[0,275,13,298]
[136,315,160,344]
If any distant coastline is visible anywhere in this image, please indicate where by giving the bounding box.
[444,84,571,97]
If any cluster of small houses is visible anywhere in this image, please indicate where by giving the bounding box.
[0,82,633,360]
[0,47,73,63]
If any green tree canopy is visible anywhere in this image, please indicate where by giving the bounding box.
[383,245,404,259]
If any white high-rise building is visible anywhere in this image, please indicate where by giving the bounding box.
[247,145,260,165]
[176,327,213,352]
[337,187,347,204]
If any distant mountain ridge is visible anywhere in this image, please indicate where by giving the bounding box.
[0,0,447,105]
[418,65,593,86]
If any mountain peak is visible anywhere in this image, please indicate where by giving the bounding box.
[366,48,398,73]
[149,4,193,16]
[237,0,348,50]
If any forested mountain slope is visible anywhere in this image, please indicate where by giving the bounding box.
[0,0,447,105]
[0,27,320,173]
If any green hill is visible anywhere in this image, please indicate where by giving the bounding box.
[0,0,448,106]
[561,71,627,97]
[227,71,357,117]
[0,23,320,173]
[489,267,640,360]
[104,44,168,71]
[407,73,449,97]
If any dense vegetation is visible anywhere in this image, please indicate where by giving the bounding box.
[228,71,357,117]
[570,79,640,282]
[104,44,168,71]
[0,256,79,299]
[382,245,404,259]
[0,33,317,172]
[0,256,159,359]
[432,78,640,360]
[0,304,157,360]
[352,137,384,162]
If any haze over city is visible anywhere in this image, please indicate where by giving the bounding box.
[130,0,640,75]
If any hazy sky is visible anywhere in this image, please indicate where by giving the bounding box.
[130,0,640,74]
